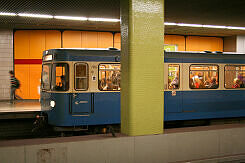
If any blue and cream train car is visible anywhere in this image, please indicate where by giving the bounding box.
[164,51,245,121]
[40,48,245,130]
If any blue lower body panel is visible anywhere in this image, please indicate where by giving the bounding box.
[43,92,120,127]
[43,90,245,127]
[164,90,245,121]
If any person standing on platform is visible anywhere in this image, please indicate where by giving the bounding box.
[9,70,22,103]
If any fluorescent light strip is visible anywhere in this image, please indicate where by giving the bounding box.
[54,16,87,21]
[165,22,245,30]
[88,18,120,22]
[0,12,16,16]
[18,13,53,18]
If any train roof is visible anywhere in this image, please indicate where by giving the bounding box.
[165,51,245,63]
[43,48,245,64]
[43,48,120,62]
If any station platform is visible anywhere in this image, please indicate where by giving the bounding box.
[0,100,41,113]
[0,100,40,120]
[1,123,245,162]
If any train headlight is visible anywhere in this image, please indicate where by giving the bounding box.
[50,100,56,107]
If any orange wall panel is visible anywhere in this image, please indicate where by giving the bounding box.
[114,33,121,49]
[164,35,185,51]
[30,30,46,59]
[45,30,61,50]
[14,31,30,59]
[186,36,223,52]
[63,31,82,48]
[15,64,30,99]
[81,31,98,48]
[29,65,42,99]
[98,32,113,48]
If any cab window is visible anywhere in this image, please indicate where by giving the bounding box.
[75,63,88,90]
[41,64,51,90]
[99,64,120,91]
[225,65,245,89]
[52,63,69,91]
[190,65,219,89]
[168,64,180,89]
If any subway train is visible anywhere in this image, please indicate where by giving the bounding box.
[40,48,245,131]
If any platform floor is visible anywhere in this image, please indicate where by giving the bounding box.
[0,100,41,113]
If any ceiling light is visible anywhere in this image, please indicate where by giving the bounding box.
[227,26,245,30]
[18,13,53,18]
[54,16,87,21]
[88,18,120,22]
[165,22,245,30]
[0,12,16,16]
[164,22,177,26]
[177,23,203,27]
[202,25,227,29]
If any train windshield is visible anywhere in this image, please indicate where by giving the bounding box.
[52,63,69,91]
[42,64,51,90]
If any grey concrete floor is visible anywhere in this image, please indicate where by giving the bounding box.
[0,100,41,112]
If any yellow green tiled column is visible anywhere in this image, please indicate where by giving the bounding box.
[120,0,164,136]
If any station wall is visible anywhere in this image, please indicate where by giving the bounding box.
[13,30,224,99]
[0,30,13,100]
[14,30,61,99]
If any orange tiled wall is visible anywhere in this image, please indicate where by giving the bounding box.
[14,30,61,99]
[63,31,113,48]
[186,36,223,52]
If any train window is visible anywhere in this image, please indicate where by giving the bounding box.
[75,63,88,90]
[168,65,179,89]
[41,64,51,90]
[52,63,69,91]
[98,64,121,91]
[189,65,219,89]
[225,65,245,89]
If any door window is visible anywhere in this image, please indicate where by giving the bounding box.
[75,63,88,90]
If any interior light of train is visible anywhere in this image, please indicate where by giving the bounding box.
[18,13,53,18]
[88,18,120,22]
[0,12,16,16]
[54,16,87,21]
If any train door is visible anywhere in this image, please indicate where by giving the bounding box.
[71,63,91,115]
[164,63,182,116]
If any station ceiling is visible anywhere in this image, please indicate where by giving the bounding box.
[0,0,245,36]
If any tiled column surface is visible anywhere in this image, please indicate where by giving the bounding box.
[224,35,245,53]
[120,0,164,136]
[0,30,13,100]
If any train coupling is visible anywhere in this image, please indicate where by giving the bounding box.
[32,113,48,133]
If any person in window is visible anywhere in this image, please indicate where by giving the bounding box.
[60,75,67,90]
[170,76,179,89]
[232,78,240,88]
[238,74,245,88]
[99,78,106,90]
[194,76,200,88]
[209,77,218,89]
[189,74,195,88]
[204,78,211,88]
[170,72,179,89]
[198,78,205,88]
